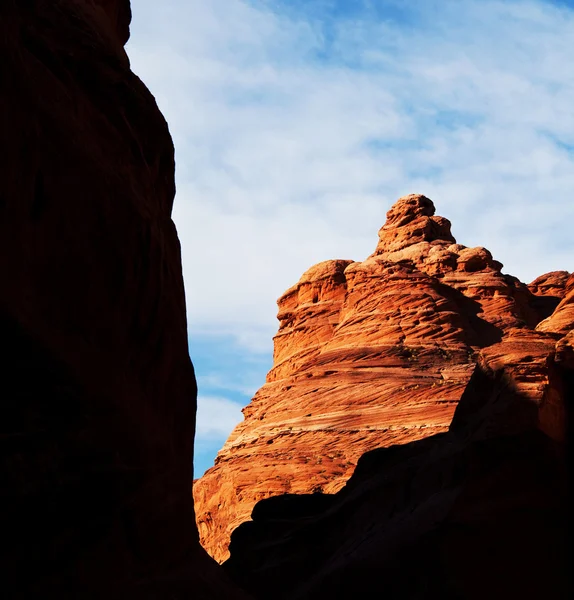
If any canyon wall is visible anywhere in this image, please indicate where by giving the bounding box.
[0,2,245,598]
[225,331,571,599]
[195,194,570,562]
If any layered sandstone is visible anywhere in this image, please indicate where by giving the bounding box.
[194,193,570,562]
[225,332,571,599]
[537,273,574,337]
[0,2,245,598]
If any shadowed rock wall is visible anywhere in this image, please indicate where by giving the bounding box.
[0,1,246,598]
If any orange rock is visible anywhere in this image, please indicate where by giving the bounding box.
[194,194,568,563]
[529,270,570,298]
[224,339,570,600]
[537,273,574,336]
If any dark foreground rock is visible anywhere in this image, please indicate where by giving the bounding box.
[0,1,246,598]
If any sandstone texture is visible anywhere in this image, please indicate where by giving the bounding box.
[0,2,245,598]
[537,273,574,337]
[225,341,571,599]
[195,193,571,563]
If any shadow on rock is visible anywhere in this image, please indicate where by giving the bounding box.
[225,358,570,600]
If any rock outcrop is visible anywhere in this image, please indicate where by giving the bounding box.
[0,2,245,598]
[225,338,571,599]
[194,193,571,563]
[537,273,574,337]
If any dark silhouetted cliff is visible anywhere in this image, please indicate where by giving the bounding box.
[0,1,246,598]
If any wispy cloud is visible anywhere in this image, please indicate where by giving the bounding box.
[196,395,245,440]
[128,0,574,466]
[129,0,573,352]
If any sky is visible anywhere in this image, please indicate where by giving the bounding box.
[126,0,574,477]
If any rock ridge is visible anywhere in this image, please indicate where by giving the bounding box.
[194,193,570,563]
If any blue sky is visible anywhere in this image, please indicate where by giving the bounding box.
[126,0,574,476]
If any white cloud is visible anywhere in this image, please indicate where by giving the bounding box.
[196,367,268,398]
[195,395,245,440]
[127,0,574,353]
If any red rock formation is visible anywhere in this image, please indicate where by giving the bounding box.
[0,2,246,598]
[537,273,574,337]
[194,193,568,563]
[528,270,570,324]
[224,335,571,599]
[529,270,570,299]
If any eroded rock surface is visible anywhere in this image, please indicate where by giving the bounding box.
[0,2,245,598]
[537,273,574,337]
[225,339,571,599]
[195,193,571,563]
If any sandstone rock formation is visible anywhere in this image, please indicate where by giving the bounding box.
[225,338,571,599]
[194,193,571,563]
[0,2,245,598]
[537,273,574,337]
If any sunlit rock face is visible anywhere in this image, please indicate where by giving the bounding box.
[194,193,570,563]
[225,339,571,600]
[0,1,246,598]
[537,273,574,337]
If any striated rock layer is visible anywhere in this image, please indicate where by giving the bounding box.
[225,330,572,599]
[0,2,245,598]
[195,193,571,562]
